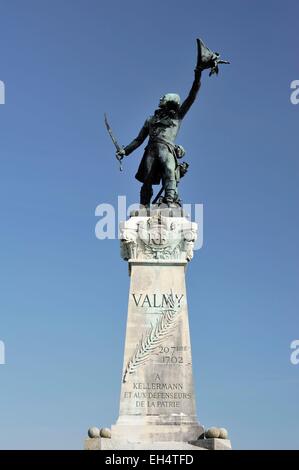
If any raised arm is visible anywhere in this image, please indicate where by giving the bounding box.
[123,120,149,156]
[178,68,201,119]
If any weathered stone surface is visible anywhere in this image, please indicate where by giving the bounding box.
[100,427,111,438]
[84,437,101,450]
[88,426,100,438]
[190,438,232,450]
[85,212,232,450]
[205,427,220,439]
[120,212,197,263]
[100,437,207,450]
[111,213,203,445]
[85,436,231,451]
[219,427,228,439]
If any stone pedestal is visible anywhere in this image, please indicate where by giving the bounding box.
[110,209,203,448]
[84,208,233,450]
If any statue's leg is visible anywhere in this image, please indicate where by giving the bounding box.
[174,171,181,204]
[140,183,153,207]
[160,147,177,204]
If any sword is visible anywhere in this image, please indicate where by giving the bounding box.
[104,113,124,171]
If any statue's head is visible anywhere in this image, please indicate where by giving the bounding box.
[159,93,181,108]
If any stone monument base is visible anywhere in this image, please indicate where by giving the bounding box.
[85,209,232,451]
[111,414,203,445]
[84,436,232,451]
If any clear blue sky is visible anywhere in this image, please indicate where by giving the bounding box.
[0,0,298,449]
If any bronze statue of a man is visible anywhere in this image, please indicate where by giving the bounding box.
[115,39,229,207]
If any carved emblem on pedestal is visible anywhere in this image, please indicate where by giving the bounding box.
[120,212,197,262]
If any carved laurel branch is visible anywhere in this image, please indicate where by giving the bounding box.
[122,305,180,383]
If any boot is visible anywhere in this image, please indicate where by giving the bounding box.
[163,180,177,205]
[140,184,153,207]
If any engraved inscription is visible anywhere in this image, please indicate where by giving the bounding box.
[132,293,184,309]
[123,382,192,409]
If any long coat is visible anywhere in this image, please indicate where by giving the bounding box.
[135,140,163,185]
[124,70,201,185]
